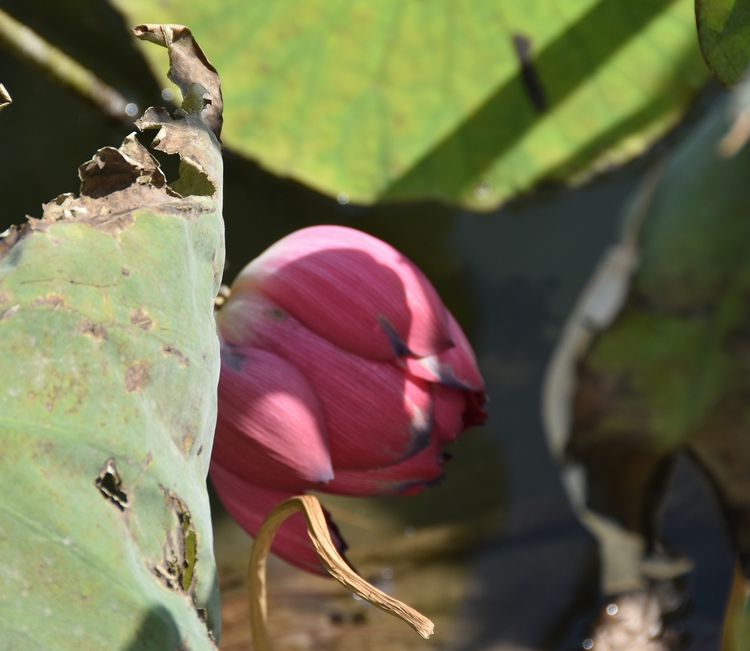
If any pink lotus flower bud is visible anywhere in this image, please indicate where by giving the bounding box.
[211,225,487,574]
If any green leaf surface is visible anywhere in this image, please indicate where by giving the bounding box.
[0,29,225,649]
[110,0,707,210]
[697,0,750,87]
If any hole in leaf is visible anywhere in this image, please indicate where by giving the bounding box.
[95,458,129,511]
[135,131,181,183]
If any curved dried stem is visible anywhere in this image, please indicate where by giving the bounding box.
[0,8,130,121]
[248,494,434,651]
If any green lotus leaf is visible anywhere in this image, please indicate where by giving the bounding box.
[109,0,707,210]
[0,26,225,649]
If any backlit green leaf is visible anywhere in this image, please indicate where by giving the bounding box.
[110,0,707,210]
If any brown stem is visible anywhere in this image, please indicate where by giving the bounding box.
[0,8,131,122]
[248,494,434,651]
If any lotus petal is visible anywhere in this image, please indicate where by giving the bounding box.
[405,311,485,392]
[214,346,333,491]
[218,293,434,470]
[463,390,488,429]
[324,441,446,496]
[229,225,452,360]
[431,384,469,445]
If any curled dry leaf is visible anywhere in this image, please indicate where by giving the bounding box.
[133,23,223,138]
[0,25,225,649]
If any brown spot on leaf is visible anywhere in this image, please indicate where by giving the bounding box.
[182,430,194,454]
[33,293,65,309]
[163,344,190,367]
[153,488,198,595]
[121,267,130,277]
[0,304,19,320]
[125,361,150,393]
[77,318,106,339]
[130,308,153,331]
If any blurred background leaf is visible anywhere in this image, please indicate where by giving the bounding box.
[571,92,750,559]
[541,68,750,644]
[110,0,708,210]
[697,0,750,87]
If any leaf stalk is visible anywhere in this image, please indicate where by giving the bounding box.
[0,8,131,121]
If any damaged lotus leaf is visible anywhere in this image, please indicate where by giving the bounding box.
[109,0,706,210]
[0,26,225,648]
[543,92,750,609]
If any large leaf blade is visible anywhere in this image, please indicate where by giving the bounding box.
[110,0,707,209]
